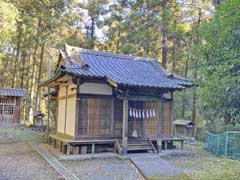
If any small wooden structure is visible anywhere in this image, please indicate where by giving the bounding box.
[40,44,192,154]
[0,88,26,125]
[174,119,194,138]
[33,111,46,131]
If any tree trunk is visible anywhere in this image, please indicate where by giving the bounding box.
[28,18,41,124]
[181,60,188,118]
[161,0,168,69]
[20,51,27,88]
[192,8,202,137]
[90,16,95,49]
[1,53,10,87]
[24,53,32,124]
[192,70,197,137]
[12,22,22,88]
[172,36,176,72]
[116,26,120,54]
[35,43,45,112]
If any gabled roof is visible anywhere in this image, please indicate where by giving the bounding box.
[41,44,192,89]
[0,88,27,97]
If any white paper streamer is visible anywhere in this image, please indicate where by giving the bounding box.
[146,110,149,118]
[150,109,153,118]
[129,108,157,119]
[138,110,141,118]
[152,109,156,117]
[142,110,145,118]
[129,108,132,117]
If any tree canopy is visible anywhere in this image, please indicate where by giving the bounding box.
[0,0,239,133]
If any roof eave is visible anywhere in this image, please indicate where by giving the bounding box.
[38,71,65,88]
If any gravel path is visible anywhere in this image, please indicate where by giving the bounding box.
[0,143,62,180]
[61,158,142,180]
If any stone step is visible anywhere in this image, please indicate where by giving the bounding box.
[127,143,150,146]
[127,146,153,151]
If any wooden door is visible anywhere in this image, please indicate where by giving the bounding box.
[143,101,158,138]
[78,96,113,137]
[162,101,173,138]
[0,97,15,125]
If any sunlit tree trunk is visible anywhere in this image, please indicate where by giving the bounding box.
[192,8,202,137]
[28,18,41,124]
[35,43,45,112]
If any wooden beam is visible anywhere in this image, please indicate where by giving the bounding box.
[58,94,76,100]
[122,98,128,155]
[106,78,118,87]
[117,94,161,102]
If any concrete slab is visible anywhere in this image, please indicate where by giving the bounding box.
[128,153,182,178]
[39,143,128,161]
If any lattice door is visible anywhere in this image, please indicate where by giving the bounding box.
[78,97,112,136]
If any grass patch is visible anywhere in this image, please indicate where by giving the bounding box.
[149,173,192,180]
[163,143,240,180]
[190,157,240,180]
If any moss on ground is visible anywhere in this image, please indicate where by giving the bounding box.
[190,157,240,180]
[0,126,47,143]
[163,142,240,180]
[149,173,192,180]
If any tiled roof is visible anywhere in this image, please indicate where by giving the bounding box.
[0,88,27,97]
[57,44,192,89]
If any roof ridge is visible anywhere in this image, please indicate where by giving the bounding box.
[65,44,155,62]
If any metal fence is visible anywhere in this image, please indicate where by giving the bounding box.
[205,131,240,159]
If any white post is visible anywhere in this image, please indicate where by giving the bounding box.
[224,131,229,157]
[217,135,220,155]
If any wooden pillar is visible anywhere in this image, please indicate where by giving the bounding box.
[91,143,95,154]
[64,85,68,134]
[122,98,128,155]
[157,138,162,153]
[170,92,174,137]
[111,97,114,136]
[157,100,163,153]
[67,144,71,155]
[74,78,80,139]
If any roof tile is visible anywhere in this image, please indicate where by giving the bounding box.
[0,88,27,97]
[59,45,192,89]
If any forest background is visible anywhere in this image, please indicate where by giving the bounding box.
[0,0,239,139]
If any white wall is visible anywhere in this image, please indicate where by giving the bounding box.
[79,83,112,95]
[57,83,77,137]
[57,99,65,134]
[65,94,76,137]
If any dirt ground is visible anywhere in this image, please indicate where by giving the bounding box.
[61,158,142,180]
[0,142,62,180]
[1,126,239,180]
[0,127,142,180]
